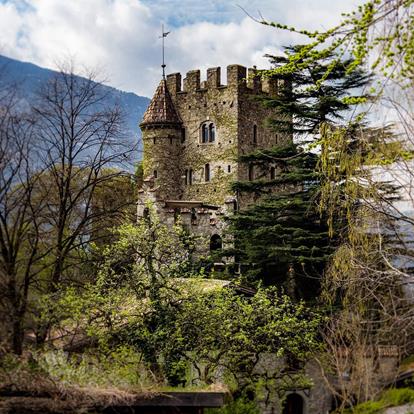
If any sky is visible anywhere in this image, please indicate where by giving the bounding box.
[0,0,366,97]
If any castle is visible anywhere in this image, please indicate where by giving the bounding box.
[136,65,401,413]
[137,64,292,251]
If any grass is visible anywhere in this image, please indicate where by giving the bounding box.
[343,388,414,413]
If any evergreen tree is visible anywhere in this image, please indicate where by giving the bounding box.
[260,45,372,138]
[230,47,372,298]
[231,144,335,299]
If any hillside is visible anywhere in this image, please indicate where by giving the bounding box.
[0,55,150,160]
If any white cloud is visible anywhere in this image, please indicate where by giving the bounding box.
[0,0,366,97]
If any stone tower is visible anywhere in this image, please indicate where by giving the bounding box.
[138,64,292,247]
[140,79,183,200]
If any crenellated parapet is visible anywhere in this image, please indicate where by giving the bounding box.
[166,65,290,96]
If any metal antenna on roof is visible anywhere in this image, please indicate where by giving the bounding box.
[160,24,170,79]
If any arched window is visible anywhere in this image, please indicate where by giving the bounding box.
[210,234,222,251]
[253,124,257,144]
[153,170,158,178]
[201,124,208,143]
[205,163,210,182]
[282,393,304,414]
[201,122,216,143]
[209,123,215,142]
[248,164,254,181]
[270,166,275,180]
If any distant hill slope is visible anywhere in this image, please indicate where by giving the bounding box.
[0,55,150,161]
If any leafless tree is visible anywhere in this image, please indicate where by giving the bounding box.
[0,62,136,353]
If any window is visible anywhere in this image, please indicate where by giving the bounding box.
[270,166,275,180]
[191,208,197,225]
[253,124,257,144]
[184,169,188,185]
[209,123,215,142]
[153,170,158,178]
[248,164,254,181]
[189,169,193,185]
[181,127,186,143]
[169,137,173,145]
[205,163,210,182]
[200,122,216,143]
[227,165,231,173]
[153,137,156,145]
[201,124,208,143]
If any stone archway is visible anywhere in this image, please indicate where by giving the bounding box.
[282,393,304,414]
[210,234,222,251]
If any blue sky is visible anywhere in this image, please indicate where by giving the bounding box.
[0,0,365,96]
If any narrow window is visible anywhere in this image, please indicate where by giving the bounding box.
[191,208,197,225]
[270,166,275,180]
[169,136,173,145]
[153,137,156,145]
[181,127,186,143]
[202,124,208,143]
[248,164,254,181]
[189,169,193,185]
[253,124,257,144]
[184,169,188,185]
[153,170,158,178]
[209,123,215,142]
[227,165,231,173]
[205,163,210,182]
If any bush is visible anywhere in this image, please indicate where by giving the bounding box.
[205,397,260,414]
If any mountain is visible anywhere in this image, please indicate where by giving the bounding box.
[0,54,150,161]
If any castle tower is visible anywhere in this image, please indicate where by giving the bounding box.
[140,79,183,200]
[138,64,292,250]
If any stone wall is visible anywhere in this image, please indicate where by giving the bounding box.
[141,125,183,200]
[163,65,293,208]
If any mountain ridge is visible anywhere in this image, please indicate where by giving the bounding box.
[0,54,150,160]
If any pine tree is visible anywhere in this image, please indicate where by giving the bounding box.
[229,47,372,299]
[260,45,372,138]
[231,145,335,299]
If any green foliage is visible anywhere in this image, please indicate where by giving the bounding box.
[230,144,336,297]
[52,208,321,392]
[260,45,372,137]
[342,388,414,413]
[260,1,414,85]
[206,397,260,414]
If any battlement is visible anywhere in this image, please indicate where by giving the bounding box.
[166,65,288,96]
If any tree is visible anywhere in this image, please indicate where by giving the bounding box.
[229,49,370,296]
[0,62,135,353]
[253,0,414,406]
[50,207,321,403]
[0,82,41,355]
[231,144,335,299]
[260,46,371,138]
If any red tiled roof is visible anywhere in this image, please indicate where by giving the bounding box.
[140,79,181,126]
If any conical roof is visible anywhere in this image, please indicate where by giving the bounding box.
[140,79,182,127]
